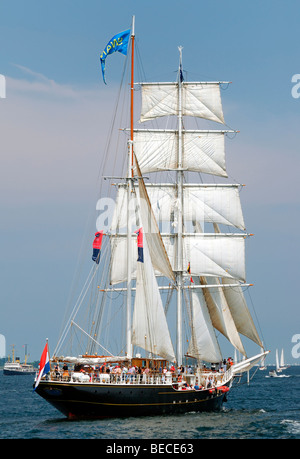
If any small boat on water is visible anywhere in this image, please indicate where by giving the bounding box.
[269,349,289,377]
[34,17,269,419]
[269,349,281,377]
[279,348,289,370]
[4,345,36,376]
[268,369,277,377]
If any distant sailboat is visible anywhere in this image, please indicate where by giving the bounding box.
[269,349,285,377]
[276,349,282,373]
[279,349,288,370]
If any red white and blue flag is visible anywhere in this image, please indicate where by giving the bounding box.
[187,262,194,283]
[92,230,104,264]
[135,228,144,263]
[34,342,50,390]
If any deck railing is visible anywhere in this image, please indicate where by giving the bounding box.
[42,367,233,389]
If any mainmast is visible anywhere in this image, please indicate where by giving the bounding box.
[126,16,135,359]
[176,46,184,366]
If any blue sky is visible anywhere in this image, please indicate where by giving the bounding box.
[0,0,299,362]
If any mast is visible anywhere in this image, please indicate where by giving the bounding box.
[126,16,135,358]
[176,46,184,365]
[24,343,28,364]
[130,16,135,160]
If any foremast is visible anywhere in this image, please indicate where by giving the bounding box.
[176,46,184,366]
[126,16,135,359]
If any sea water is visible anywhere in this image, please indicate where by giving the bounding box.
[0,366,299,440]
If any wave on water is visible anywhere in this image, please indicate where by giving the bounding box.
[1,367,299,439]
[281,420,300,436]
[265,375,290,378]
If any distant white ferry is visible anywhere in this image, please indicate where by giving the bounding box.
[3,345,36,376]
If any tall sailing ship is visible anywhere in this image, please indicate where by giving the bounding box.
[34,19,268,419]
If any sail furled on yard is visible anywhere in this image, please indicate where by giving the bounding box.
[138,82,225,124]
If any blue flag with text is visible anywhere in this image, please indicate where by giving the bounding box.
[100,29,130,84]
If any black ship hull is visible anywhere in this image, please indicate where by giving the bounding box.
[4,369,36,376]
[35,381,229,419]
